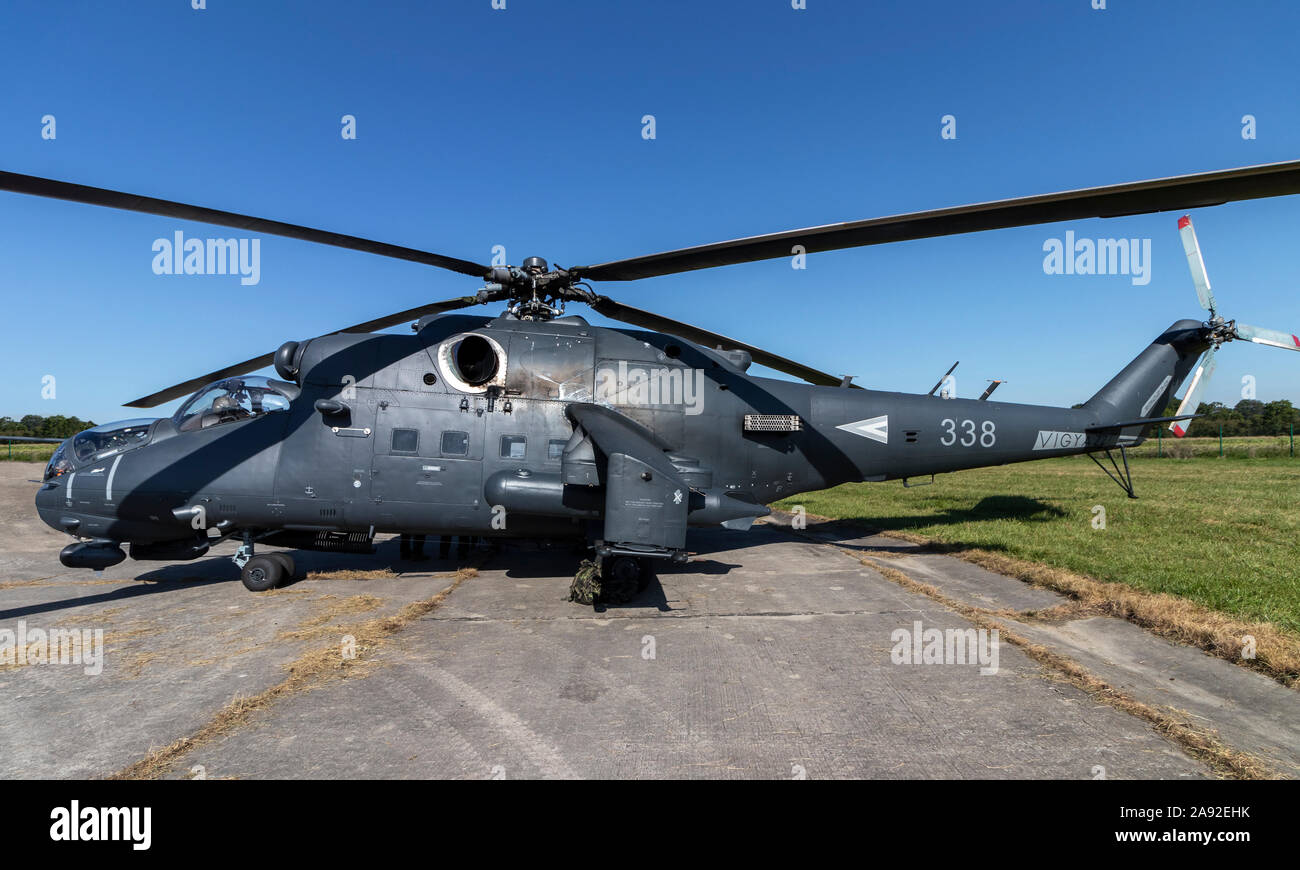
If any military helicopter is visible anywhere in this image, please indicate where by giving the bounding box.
[5,160,1299,598]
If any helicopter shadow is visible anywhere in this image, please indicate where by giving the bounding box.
[0,565,232,620]
[857,494,1065,530]
[592,567,672,613]
[794,495,1067,555]
[272,537,488,588]
[677,524,789,568]
[463,542,676,611]
[668,558,742,576]
[491,544,587,580]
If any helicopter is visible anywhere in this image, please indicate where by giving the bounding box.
[4,160,1298,600]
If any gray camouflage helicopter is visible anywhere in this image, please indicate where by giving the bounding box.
[5,161,1298,598]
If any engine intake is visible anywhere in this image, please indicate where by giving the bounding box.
[453,334,499,386]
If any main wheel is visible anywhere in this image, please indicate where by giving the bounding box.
[600,556,646,603]
[241,554,284,592]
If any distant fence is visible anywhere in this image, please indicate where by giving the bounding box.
[1134,426,1296,460]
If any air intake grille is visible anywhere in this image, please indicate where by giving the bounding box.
[312,531,374,553]
[744,414,802,432]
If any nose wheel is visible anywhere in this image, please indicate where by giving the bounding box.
[232,531,297,592]
[239,552,296,592]
[240,555,281,592]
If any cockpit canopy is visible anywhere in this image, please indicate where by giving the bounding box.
[71,419,156,463]
[172,376,298,432]
[44,441,73,480]
[44,418,157,479]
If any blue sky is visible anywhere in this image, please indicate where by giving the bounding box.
[1,0,1298,425]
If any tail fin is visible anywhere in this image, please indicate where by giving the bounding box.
[1083,319,1210,423]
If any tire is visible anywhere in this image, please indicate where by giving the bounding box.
[241,554,284,592]
[267,552,295,579]
[600,556,644,603]
[633,557,652,593]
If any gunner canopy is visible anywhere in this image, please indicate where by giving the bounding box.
[172,376,295,432]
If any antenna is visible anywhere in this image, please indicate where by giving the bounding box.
[978,380,1006,401]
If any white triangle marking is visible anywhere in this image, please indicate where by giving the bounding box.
[837,415,889,444]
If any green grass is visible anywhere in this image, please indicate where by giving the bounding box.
[0,443,56,463]
[775,447,1300,634]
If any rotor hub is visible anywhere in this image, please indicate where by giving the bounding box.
[1204,315,1238,348]
[476,260,593,320]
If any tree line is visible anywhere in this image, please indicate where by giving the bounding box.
[0,414,98,440]
[1163,398,1299,437]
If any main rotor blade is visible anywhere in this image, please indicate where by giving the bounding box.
[576,160,1300,282]
[124,295,479,408]
[1177,215,1217,315]
[927,361,960,397]
[0,170,490,278]
[1169,348,1218,437]
[588,295,852,387]
[1235,323,1300,352]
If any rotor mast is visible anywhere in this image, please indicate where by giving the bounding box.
[475,257,593,320]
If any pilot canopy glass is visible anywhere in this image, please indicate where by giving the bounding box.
[172,376,295,432]
[71,419,156,463]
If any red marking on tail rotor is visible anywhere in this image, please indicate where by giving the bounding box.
[1171,423,1187,438]
[1178,215,1191,229]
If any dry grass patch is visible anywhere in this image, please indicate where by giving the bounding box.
[882,529,1300,690]
[773,507,1300,690]
[277,594,384,642]
[0,616,162,675]
[859,555,1281,780]
[110,567,478,780]
[775,454,1300,635]
[0,576,59,590]
[303,567,400,581]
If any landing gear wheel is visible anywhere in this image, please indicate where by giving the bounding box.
[600,556,646,604]
[241,554,284,592]
[267,552,295,580]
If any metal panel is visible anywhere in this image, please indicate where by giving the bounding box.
[603,453,688,551]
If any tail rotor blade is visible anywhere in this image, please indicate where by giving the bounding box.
[1169,348,1217,437]
[1177,215,1217,316]
[1235,323,1300,352]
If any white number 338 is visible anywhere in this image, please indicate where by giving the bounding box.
[940,419,996,447]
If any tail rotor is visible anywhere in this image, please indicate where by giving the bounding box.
[1167,216,1299,437]
[1178,216,1217,317]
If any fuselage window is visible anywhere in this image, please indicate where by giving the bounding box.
[546,439,566,461]
[500,435,527,460]
[391,428,419,454]
[441,430,469,457]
